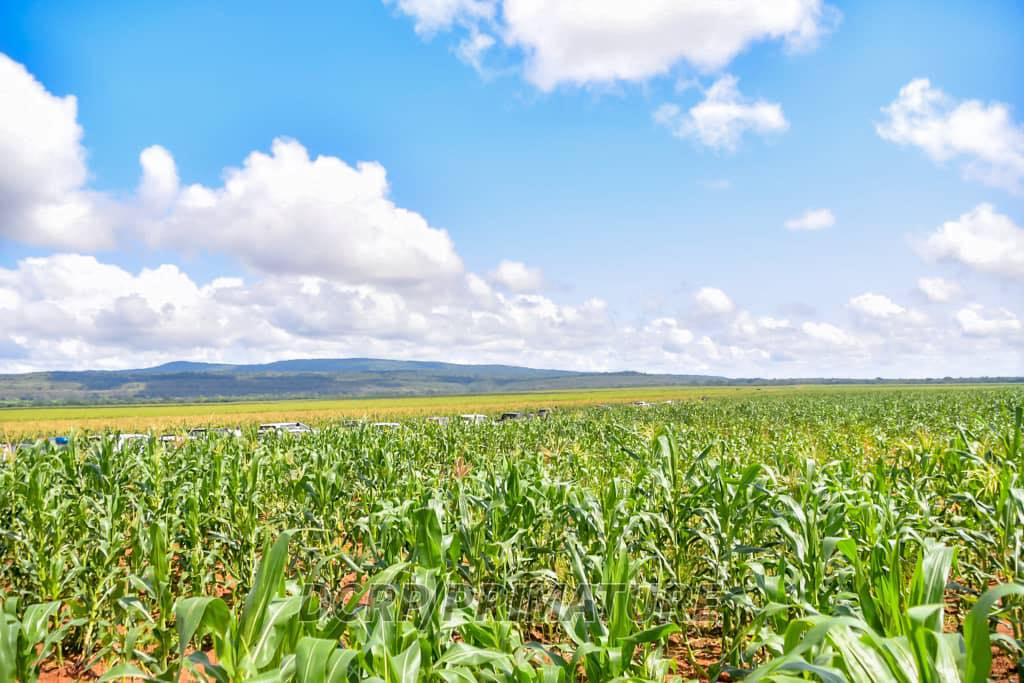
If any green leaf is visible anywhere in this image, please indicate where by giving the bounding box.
[295,637,338,683]
[387,640,421,683]
[240,531,294,650]
[963,582,1024,683]
[414,505,444,570]
[438,643,514,674]
[621,623,679,646]
[326,648,359,683]
[908,541,953,629]
[175,596,231,656]
[827,624,897,683]
[18,601,60,650]
[249,595,303,669]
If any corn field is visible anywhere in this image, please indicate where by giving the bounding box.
[1,387,1023,682]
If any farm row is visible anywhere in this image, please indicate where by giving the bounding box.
[3,408,552,456]
[0,383,991,438]
[0,387,1022,681]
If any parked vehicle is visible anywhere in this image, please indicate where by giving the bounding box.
[115,433,150,452]
[257,421,313,437]
[187,427,242,439]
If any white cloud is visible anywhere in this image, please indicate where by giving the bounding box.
[389,0,838,90]
[0,53,114,249]
[0,53,467,288]
[137,145,180,211]
[801,321,857,346]
[1,54,466,289]
[0,253,618,372]
[955,305,1022,337]
[917,277,960,303]
[389,0,496,34]
[148,138,464,286]
[849,292,905,319]
[876,78,1024,192]
[921,204,1024,279]
[654,75,788,151]
[694,286,735,315]
[2,56,1021,379]
[785,208,835,231]
[643,317,694,353]
[456,30,496,73]
[731,311,790,337]
[1,253,1021,378]
[488,259,543,292]
[758,316,791,330]
[696,335,770,365]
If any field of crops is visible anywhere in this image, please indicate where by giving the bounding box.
[0,385,847,438]
[1,386,1023,682]
[0,384,998,439]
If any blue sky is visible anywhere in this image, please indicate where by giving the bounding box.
[1,0,1022,376]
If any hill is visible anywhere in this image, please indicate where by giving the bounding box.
[0,358,723,406]
[0,358,1019,407]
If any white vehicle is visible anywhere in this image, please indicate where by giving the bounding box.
[187,427,242,439]
[116,433,150,452]
[459,413,489,425]
[370,422,402,429]
[258,421,314,437]
[425,416,449,425]
[632,401,652,407]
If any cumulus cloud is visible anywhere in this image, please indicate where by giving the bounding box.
[388,0,838,90]
[2,252,1021,377]
[137,145,180,211]
[654,75,788,151]
[955,305,1022,338]
[0,54,468,289]
[0,53,114,249]
[0,254,263,356]
[388,0,496,34]
[848,292,905,319]
[917,277,960,303]
[730,312,791,340]
[0,253,620,372]
[694,287,735,315]
[876,79,1024,192]
[643,318,695,354]
[488,260,543,292]
[801,321,857,346]
[147,138,464,286]
[920,204,1024,279]
[456,30,496,73]
[785,208,835,231]
[2,55,1021,378]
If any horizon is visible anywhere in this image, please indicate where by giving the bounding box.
[2,354,1021,383]
[1,1,1022,378]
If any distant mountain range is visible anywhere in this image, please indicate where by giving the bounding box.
[0,358,1019,407]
